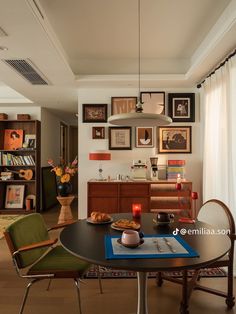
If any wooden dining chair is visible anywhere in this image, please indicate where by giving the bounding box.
[4,213,102,314]
[157,199,235,314]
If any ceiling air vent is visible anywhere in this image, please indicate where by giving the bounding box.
[2,59,49,85]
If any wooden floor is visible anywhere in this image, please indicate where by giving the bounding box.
[0,203,235,314]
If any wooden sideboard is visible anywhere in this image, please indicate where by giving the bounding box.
[87,180,192,216]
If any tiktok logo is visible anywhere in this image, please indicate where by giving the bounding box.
[173,228,179,235]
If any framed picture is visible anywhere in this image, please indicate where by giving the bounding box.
[82,104,107,123]
[140,92,165,114]
[4,129,24,150]
[24,134,36,149]
[168,93,195,122]
[158,126,192,154]
[136,127,154,148]
[109,127,132,150]
[92,126,105,139]
[5,184,25,209]
[111,97,137,114]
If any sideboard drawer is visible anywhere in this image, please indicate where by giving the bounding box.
[120,183,149,197]
[88,183,118,197]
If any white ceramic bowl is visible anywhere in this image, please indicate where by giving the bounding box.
[121,230,140,245]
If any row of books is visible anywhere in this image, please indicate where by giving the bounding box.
[0,152,35,166]
[167,160,185,180]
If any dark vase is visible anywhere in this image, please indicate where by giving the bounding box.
[57,182,72,197]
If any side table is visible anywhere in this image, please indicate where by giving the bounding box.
[57,195,74,224]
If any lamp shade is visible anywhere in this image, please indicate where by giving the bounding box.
[89,150,111,161]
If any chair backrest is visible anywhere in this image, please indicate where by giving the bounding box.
[197,199,235,238]
[4,213,49,268]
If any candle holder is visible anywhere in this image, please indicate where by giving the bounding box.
[132,203,142,219]
[191,192,198,219]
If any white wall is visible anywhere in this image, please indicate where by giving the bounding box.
[78,87,202,219]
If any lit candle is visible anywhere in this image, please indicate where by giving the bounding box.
[177,174,182,184]
[132,203,142,218]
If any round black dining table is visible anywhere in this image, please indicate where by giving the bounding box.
[60,213,231,314]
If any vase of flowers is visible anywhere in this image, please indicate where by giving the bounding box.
[48,157,78,197]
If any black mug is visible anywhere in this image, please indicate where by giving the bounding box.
[157,212,174,223]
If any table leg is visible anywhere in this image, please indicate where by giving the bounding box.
[137,272,148,314]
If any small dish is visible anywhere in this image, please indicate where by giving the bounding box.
[86,217,113,225]
[117,238,144,248]
[111,222,140,231]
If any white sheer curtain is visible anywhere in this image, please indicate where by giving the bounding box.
[202,55,236,220]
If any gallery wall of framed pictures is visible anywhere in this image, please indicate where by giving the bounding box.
[82,92,195,153]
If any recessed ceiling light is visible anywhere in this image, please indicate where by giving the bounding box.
[0,46,8,51]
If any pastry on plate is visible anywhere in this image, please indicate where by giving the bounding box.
[90,211,111,222]
[112,219,140,230]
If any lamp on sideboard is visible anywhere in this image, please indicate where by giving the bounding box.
[89,150,111,181]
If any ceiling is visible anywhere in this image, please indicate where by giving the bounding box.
[0,0,236,118]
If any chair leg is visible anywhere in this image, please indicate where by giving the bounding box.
[226,264,235,308]
[46,279,52,291]
[20,278,41,314]
[156,272,163,287]
[96,265,103,294]
[74,278,82,314]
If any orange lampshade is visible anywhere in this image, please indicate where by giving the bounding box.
[89,150,111,161]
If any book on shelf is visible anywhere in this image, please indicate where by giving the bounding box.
[167,160,186,180]
[0,152,35,166]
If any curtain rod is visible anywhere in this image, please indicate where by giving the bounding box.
[197,48,236,88]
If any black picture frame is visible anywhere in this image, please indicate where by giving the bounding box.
[82,104,107,123]
[140,92,165,115]
[158,126,192,154]
[109,127,132,150]
[168,93,195,122]
[92,126,105,139]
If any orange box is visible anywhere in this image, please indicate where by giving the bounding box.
[0,113,8,120]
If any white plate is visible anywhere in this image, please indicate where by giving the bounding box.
[86,217,113,225]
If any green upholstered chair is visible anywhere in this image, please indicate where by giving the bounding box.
[157,199,235,314]
[4,213,102,314]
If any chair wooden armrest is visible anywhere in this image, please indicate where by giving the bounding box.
[48,220,76,231]
[16,238,58,253]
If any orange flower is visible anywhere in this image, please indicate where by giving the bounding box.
[61,173,70,183]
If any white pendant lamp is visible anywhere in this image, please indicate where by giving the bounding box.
[108,0,172,127]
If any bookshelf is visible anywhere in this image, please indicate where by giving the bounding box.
[0,120,41,214]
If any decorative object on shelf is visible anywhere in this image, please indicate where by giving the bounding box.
[167,160,186,180]
[3,129,23,150]
[5,168,33,180]
[136,127,154,148]
[158,126,192,154]
[25,194,36,209]
[24,134,36,149]
[48,156,78,196]
[5,184,25,209]
[150,157,158,181]
[140,92,166,115]
[83,104,107,123]
[0,113,8,120]
[17,114,31,120]
[132,203,142,218]
[111,97,137,114]
[191,192,199,219]
[89,150,111,181]
[108,0,172,127]
[131,159,147,180]
[92,126,105,139]
[109,126,132,150]
[168,93,195,122]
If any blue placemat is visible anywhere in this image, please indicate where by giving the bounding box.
[105,234,199,259]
